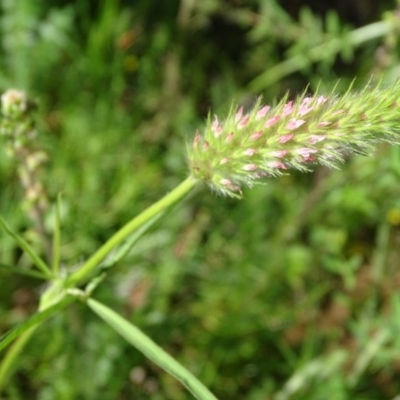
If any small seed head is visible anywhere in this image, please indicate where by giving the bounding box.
[188,80,400,197]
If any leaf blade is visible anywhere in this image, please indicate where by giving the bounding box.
[87,298,218,400]
[0,262,48,280]
[0,215,52,278]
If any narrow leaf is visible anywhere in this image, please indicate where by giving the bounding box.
[52,194,62,275]
[0,326,38,390]
[0,263,48,280]
[87,298,218,400]
[347,328,390,387]
[0,296,73,353]
[0,215,52,278]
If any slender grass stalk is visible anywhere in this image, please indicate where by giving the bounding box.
[347,328,390,388]
[0,326,37,391]
[0,296,74,391]
[51,195,62,276]
[67,176,197,286]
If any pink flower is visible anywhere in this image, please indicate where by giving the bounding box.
[315,95,328,106]
[225,132,234,143]
[308,135,326,144]
[211,115,219,131]
[270,150,288,158]
[244,148,257,156]
[220,158,229,165]
[220,179,241,193]
[235,107,243,123]
[282,101,294,116]
[278,133,294,143]
[238,115,250,129]
[317,121,331,127]
[265,116,280,127]
[298,97,313,116]
[250,131,263,141]
[295,148,318,158]
[243,164,258,171]
[286,118,305,130]
[256,105,270,120]
[193,130,201,148]
[301,97,312,106]
[221,178,232,186]
[211,116,223,137]
[268,161,287,169]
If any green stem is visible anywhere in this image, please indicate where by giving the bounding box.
[0,296,74,392]
[0,326,38,391]
[246,20,393,92]
[52,194,62,276]
[67,176,197,286]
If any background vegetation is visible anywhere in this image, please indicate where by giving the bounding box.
[1,0,400,398]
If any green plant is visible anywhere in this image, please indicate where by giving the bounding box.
[2,77,400,399]
[2,1,400,399]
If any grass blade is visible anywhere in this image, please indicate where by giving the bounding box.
[87,298,218,400]
[0,215,53,278]
[0,262,48,280]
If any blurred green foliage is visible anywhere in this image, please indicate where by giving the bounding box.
[2,0,400,399]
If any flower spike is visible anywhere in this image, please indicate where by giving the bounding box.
[188,80,400,197]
